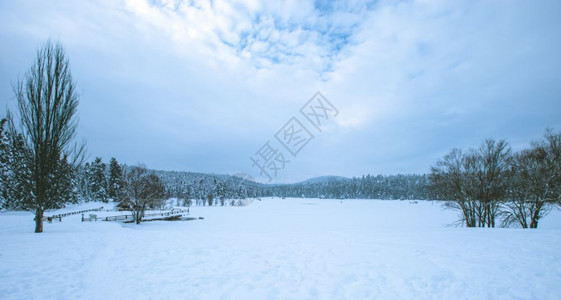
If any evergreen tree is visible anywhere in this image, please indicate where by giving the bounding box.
[50,154,79,204]
[238,185,247,199]
[184,187,192,207]
[1,131,34,210]
[0,119,12,208]
[108,157,124,201]
[89,157,109,202]
[218,182,226,206]
[79,162,92,201]
[199,179,205,206]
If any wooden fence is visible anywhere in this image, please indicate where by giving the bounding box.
[43,207,104,223]
[82,208,190,222]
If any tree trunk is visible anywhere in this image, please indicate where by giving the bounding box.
[35,208,44,233]
[530,214,539,228]
[530,202,543,228]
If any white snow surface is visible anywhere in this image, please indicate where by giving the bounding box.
[1,198,560,299]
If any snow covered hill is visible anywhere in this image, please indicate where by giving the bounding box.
[297,175,349,184]
[1,198,560,299]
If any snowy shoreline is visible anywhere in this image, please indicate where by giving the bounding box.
[1,198,560,299]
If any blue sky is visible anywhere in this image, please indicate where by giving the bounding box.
[1,0,560,183]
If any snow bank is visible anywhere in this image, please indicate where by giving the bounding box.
[1,198,560,299]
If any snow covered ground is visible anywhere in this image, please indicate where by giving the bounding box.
[1,198,560,299]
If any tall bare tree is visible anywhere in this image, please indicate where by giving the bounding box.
[6,41,84,232]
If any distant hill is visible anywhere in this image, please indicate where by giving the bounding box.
[298,175,349,184]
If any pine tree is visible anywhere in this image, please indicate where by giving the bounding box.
[89,157,109,202]
[199,179,205,206]
[1,127,34,210]
[184,187,192,207]
[108,157,124,201]
[218,182,226,206]
[0,119,10,208]
[79,162,92,201]
[50,154,79,205]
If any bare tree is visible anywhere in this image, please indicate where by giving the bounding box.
[430,148,477,227]
[124,165,166,224]
[477,139,511,227]
[504,130,561,228]
[6,41,84,232]
[431,139,511,228]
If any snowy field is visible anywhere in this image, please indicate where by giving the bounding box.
[1,198,560,299]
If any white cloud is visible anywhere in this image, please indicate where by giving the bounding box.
[0,0,560,182]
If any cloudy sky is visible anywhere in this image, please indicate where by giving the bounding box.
[1,0,560,183]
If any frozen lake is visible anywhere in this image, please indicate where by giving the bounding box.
[1,198,560,299]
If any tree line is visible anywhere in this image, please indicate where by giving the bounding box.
[430,131,561,228]
[69,159,257,207]
[68,162,432,205]
[260,174,430,200]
